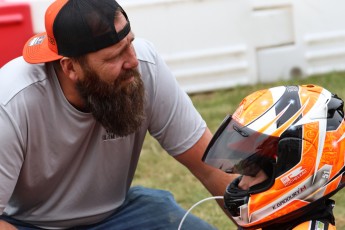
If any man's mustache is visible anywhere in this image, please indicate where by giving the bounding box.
[116,68,141,83]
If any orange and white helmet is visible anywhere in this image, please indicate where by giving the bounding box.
[203,85,345,229]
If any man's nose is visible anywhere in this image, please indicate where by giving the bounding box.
[123,45,138,69]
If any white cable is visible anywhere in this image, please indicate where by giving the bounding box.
[177,196,224,230]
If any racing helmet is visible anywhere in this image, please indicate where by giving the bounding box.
[203,85,345,229]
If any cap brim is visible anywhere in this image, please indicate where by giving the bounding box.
[23,32,62,64]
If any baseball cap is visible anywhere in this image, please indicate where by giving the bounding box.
[23,0,131,64]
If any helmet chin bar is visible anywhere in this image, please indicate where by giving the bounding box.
[224,176,249,216]
[224,164,333,228]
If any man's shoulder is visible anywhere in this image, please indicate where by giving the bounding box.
[0,57,48,105]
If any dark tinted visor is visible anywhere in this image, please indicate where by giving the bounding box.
[203,115,278,176]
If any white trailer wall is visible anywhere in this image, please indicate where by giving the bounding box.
[6,0,345,93]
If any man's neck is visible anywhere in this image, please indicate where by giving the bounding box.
[54,65,86,111]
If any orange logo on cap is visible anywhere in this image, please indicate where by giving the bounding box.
[29,35,46,46]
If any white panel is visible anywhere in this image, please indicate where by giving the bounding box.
[304,31,345,75]
[164,45,251,93]
[258,45,306,82]
[120,0,258,93]
[251,7,294,48]
[253,1,296,82]
[251,0,291,9]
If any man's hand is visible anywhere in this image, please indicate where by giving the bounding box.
[0,220,17,230]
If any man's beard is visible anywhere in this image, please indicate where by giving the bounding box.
[76,65,145,137]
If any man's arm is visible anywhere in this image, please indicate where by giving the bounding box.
[174,128,237,208]
[0,220,17,229]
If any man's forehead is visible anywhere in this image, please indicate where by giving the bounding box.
[114,10,128,32]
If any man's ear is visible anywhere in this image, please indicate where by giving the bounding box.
[60,57,80,82]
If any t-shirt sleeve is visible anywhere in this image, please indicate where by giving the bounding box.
[0,105,24,214]
[145,45,206,156]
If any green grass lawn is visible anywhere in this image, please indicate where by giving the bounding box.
[133,72,345,230]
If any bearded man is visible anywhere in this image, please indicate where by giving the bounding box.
[0,0,234,229]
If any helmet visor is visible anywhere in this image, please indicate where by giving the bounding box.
[203,115,278,176]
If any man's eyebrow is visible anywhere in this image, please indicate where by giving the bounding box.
[127,31,136,44]
[117,32,135,53]
[103,33,135,60]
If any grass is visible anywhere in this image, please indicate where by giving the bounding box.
[133,72,345,230]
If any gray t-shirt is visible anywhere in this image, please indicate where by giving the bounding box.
[0,38,206,229]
